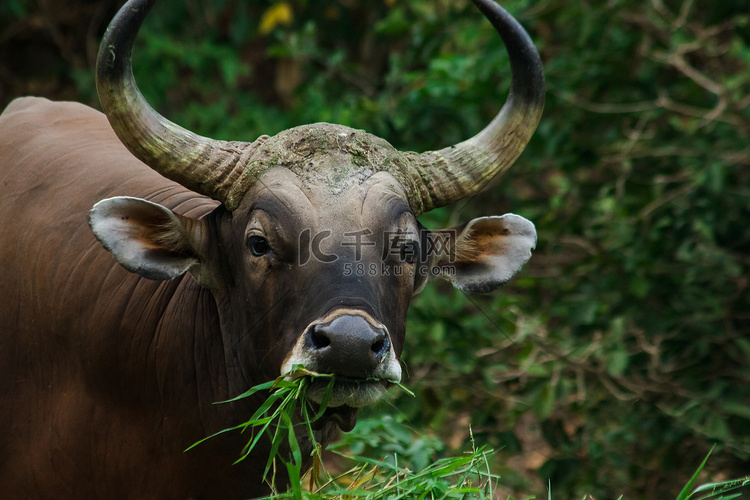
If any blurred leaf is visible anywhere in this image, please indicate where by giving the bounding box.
[260,2,293,36]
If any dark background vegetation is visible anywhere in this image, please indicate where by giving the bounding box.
[2,0,749,497]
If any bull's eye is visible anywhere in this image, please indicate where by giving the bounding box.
[401,241,418,264]
[247,235,270,256]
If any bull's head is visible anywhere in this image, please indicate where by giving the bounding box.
[88,0,544,429]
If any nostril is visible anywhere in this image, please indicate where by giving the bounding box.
[309,326,331,350]
[371,339,386,354]
[370,334,389,361]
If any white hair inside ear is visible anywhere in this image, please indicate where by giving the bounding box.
[434,214,537,293]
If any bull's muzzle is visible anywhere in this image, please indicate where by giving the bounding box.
[282,308,402,408]
[305,315,390,378]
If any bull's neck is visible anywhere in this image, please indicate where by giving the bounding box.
[118,274,251,409]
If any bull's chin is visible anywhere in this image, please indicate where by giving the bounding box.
[306,376,390,409]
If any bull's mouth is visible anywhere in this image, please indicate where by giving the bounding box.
[306,376,392,409]
[306,376,393,432]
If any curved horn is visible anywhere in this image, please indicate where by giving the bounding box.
[407,0,545,215]
[96,0,264,211]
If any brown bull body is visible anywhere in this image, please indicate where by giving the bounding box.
[0,0,545,497]
[0,98,269,497]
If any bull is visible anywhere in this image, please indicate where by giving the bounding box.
[0,0,544,497]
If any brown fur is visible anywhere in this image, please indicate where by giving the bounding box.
[0,97,273,499]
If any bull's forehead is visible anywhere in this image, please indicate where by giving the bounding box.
[238,167,413,233]
[245,123,415,198]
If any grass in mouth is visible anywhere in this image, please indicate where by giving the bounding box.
[186,365,417,495]
[187,367,750,499]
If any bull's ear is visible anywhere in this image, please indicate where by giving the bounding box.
[430,214,536,293]
[88,196,202,281]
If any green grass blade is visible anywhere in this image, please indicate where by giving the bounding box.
[215,380,275,404]
[675,445,715,500]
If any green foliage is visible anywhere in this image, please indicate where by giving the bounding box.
[336,414,446,474]
[195,368,500,499]
[0,0,27,19]
[198,373,749,499]
[676,447,750,500]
